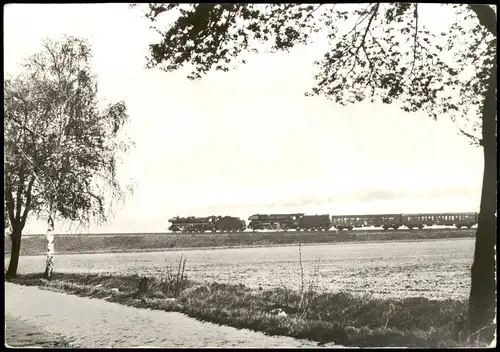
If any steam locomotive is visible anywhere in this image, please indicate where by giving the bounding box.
[168,212,478,233]
[168,215,246,233]
[247,213,304,231]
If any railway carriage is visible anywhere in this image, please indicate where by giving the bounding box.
[402,212,477,229]
[364,214,403,230]
[332,214,403,230]
[331,215,366,231]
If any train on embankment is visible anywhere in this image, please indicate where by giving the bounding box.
[168,212,478,234]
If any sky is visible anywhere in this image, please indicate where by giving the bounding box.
[4,4,484,234]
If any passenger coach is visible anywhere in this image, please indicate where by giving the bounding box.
[402,212,477,230]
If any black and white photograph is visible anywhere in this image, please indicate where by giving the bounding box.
[4,2,497,348]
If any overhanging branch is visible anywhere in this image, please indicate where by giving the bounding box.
[469,4,497,35]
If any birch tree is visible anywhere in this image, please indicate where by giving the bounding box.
[136,3,497,344]
[4,36,134,279]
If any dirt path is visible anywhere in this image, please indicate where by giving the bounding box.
[5,283,329,348]
[5,314,72,348]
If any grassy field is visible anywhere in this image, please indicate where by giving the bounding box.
[6,238,475,301]
[5,228,474,256]
[6,234,491,347]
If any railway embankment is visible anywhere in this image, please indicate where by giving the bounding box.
[5,229,475,256]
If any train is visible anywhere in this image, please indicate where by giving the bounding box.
[168,212,478,233]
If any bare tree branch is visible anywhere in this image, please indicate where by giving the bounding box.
[21,176,36,228]
[409,4,419,79]
[5,134,48,185]
[8,117,47,142]
[4,175,17,227]
[341,4,380,82]
[302,3,326,24]
[14,172,25,221]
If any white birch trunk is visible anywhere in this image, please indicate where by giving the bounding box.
[43,212,56,279]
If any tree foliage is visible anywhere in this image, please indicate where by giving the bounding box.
[136,2,497,345]
[4,36,134,276]
[142,3,495,145]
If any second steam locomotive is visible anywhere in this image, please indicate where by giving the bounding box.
[168,212,478,234]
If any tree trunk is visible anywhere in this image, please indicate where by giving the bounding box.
[467,51,497,344]
[6,226,22,278]
[43,212,56,280]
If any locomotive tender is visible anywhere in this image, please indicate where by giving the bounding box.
[168,212,478,233]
